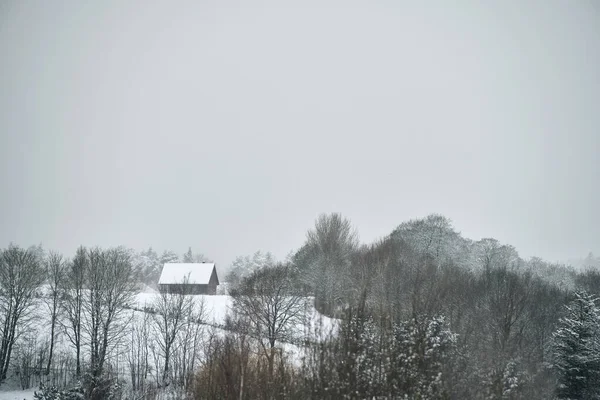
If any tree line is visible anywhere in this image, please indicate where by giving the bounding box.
[220,213,600,399]
[2,213,600,399]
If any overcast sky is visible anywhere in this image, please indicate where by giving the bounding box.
[1,0,598,268]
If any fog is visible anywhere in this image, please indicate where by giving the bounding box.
[1,0,599,266]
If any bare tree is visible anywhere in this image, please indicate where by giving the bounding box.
[223,314,252,400]
[14,333,41,390]
[475,238,520,272]
[43,251,66,375]
[231,264,307,379]
[152,275,196,386]
[127,311,152,394]
[82,247,136,398]
[60,246,87,376]
[173,300,206,390]
[484,266,533,354]
[0,245,45,383]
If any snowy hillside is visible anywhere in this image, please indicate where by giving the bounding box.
[134,292,337,338]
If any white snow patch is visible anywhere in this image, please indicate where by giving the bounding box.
[0,390,35,400]
[133,293,337,334]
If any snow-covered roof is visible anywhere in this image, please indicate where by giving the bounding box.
[158,263,216,285]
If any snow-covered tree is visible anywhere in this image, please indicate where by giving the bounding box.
[160,250,179,264]
[304,213,359,315]
[474,238,520,272]
[584,252,600,269]
[182,247,194,263]
[326,305,457,399]
[135,247,161,286]
[391,214,470,267]
[182,247,209,263]
[389,315,457,398]
[552,291,600,399]
[225,251,275,287]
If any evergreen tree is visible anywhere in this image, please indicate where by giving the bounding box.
[160,249,179,265]
[226,251,275,287]
[136,247,161,286]
[183,247,194,263]
[584,252,600,269]
[182,247,208,263]
[552,291,600,399]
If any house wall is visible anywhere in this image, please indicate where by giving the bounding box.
[159,283,217,295]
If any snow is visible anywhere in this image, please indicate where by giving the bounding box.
[0,390,35,400]
[158,263,215,285]
[134,292,337,334]
[202,295,233,324]
[135,293,233,325]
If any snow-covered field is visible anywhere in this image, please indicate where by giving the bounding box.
[134,292,337,336]
[135,293,233,325]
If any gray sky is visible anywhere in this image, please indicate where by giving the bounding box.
[1,0,599,267]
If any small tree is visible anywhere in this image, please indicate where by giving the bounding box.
[553,291,600,399]
[183,248,194,263]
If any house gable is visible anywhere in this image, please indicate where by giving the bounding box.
[209,266,219,286]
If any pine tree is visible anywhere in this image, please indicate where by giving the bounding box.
[552,291,600,399]
[183,247,194,263]
[182,247,208,263]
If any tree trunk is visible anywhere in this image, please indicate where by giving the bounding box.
[163,346,171,384]
[239,336,246,400]
[75,342,81,377]
[1,324,17,382]
[267,346,275,400]
[0,313,12,382]
[1,313,20,381]
[239,363,244,400]
[0,337,8,381]
[46,311,57,375]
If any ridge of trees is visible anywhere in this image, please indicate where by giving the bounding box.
[2,213,600,399]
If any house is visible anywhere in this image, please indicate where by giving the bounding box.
[158,262,220,295]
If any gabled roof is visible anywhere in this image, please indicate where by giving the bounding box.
[158,263,217,285]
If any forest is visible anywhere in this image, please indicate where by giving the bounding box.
[1,213,600,399]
